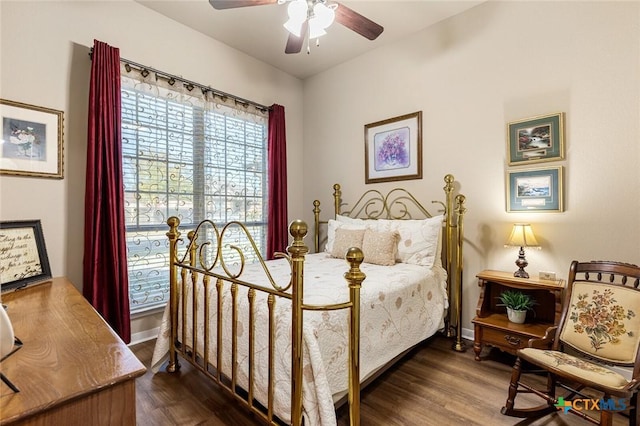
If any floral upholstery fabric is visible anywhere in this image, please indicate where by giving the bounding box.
[519,348,629,390]
[559,282,640,364]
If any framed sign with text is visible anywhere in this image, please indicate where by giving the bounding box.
[0,220,51,291]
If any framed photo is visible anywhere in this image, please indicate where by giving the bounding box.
[507,112,564,165]
[0,220,52,291]
[364,111,422,184]
[1,99,64,178]
[507,166,564,213]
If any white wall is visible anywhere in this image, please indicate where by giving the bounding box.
[2,1,639,340]
[0,0,304,284]
[303,1,640,332]
[0,1,304,338]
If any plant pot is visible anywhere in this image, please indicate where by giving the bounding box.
[506,307,527,324]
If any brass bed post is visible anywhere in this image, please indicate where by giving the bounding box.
[452,195,467,352]
[344,247,365,426]
[313,200,321,253]
[443,174,455,338]
[166,216,181,373]
[333,184,342,216]
[287,220,309,426]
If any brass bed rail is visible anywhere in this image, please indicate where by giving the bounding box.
[166,218,365,425]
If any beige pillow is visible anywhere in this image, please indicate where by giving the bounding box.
[362,229,398,266]
[330,228,365,259]
[325,219,365,253]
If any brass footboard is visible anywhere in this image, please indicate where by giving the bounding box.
[165,218,365,426]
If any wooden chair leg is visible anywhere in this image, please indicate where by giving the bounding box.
[501,357,523,416]
[502,357,557,419]
[600,409,613,426]
[631,391,639,426]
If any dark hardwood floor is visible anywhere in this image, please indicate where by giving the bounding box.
[130,336,627,425]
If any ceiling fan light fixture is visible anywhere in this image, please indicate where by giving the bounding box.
[286,0,307,22]
[313,2,335,29]
[283,18,304,37]
[308,19,327,39]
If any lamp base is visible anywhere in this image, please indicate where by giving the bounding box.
[513,246,530,279]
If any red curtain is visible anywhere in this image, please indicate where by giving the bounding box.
[83,40,131,343]
[266,104,288,259]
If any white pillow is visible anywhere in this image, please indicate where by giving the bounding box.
[336,214,365,225]
[328,214,444,268]
[392,215,444,268]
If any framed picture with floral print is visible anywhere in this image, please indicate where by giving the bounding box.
[364,111,422,184]
[0,99,64,179]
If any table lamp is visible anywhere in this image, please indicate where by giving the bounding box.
[505,223,540,278]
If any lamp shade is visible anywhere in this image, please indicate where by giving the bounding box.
[505,224,540,248]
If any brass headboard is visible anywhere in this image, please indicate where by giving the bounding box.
[312,174,467,351]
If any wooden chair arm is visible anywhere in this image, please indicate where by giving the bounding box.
[527,326,558,349]
[625,379,640,393]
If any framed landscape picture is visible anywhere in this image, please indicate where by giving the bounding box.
[0,99,64,178]
[364,111,422,184]
[507,112,564,165]
[507,166,564,213]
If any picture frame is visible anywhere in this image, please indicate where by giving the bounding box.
[364,111,422,184]
[507,112,564,165]
[0,99,64,179]
[0,220,52,291]
[507,166,564,213]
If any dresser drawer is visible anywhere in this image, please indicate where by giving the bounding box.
[482,326,530,351]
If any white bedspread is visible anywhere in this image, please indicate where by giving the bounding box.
[151,253,447,425]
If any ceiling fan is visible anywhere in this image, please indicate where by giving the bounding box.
[208,0,384,54]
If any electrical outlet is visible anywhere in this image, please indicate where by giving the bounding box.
[539,271,556,281]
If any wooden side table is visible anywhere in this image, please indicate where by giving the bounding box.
[472,270,564,361]
[0,277,146,425]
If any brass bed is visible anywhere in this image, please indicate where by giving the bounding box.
[151,174,466,425]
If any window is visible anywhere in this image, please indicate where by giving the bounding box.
[121,70,268,314]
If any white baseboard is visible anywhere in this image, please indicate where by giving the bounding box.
[461,327,474,342]
[130,326,476,348]
[129,327,159,346]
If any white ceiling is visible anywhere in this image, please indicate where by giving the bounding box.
[137,1,484,79]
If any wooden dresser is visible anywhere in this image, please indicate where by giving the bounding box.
[0,277,146,425]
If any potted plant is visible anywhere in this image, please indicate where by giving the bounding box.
[497,290,536,324]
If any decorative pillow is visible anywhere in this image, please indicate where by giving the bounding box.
[326,219,366,253]
[328,215,444,267]
[330,228,365,259]
[392,215,444,268]
[362,229,398,266]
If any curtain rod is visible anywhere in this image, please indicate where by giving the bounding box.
[88,49,271,112]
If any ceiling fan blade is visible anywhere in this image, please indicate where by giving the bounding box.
[285,21,307,54]
[209,0,277,10]
[334,2,384,41]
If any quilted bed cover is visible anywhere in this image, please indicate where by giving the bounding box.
[151,253,448,425]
